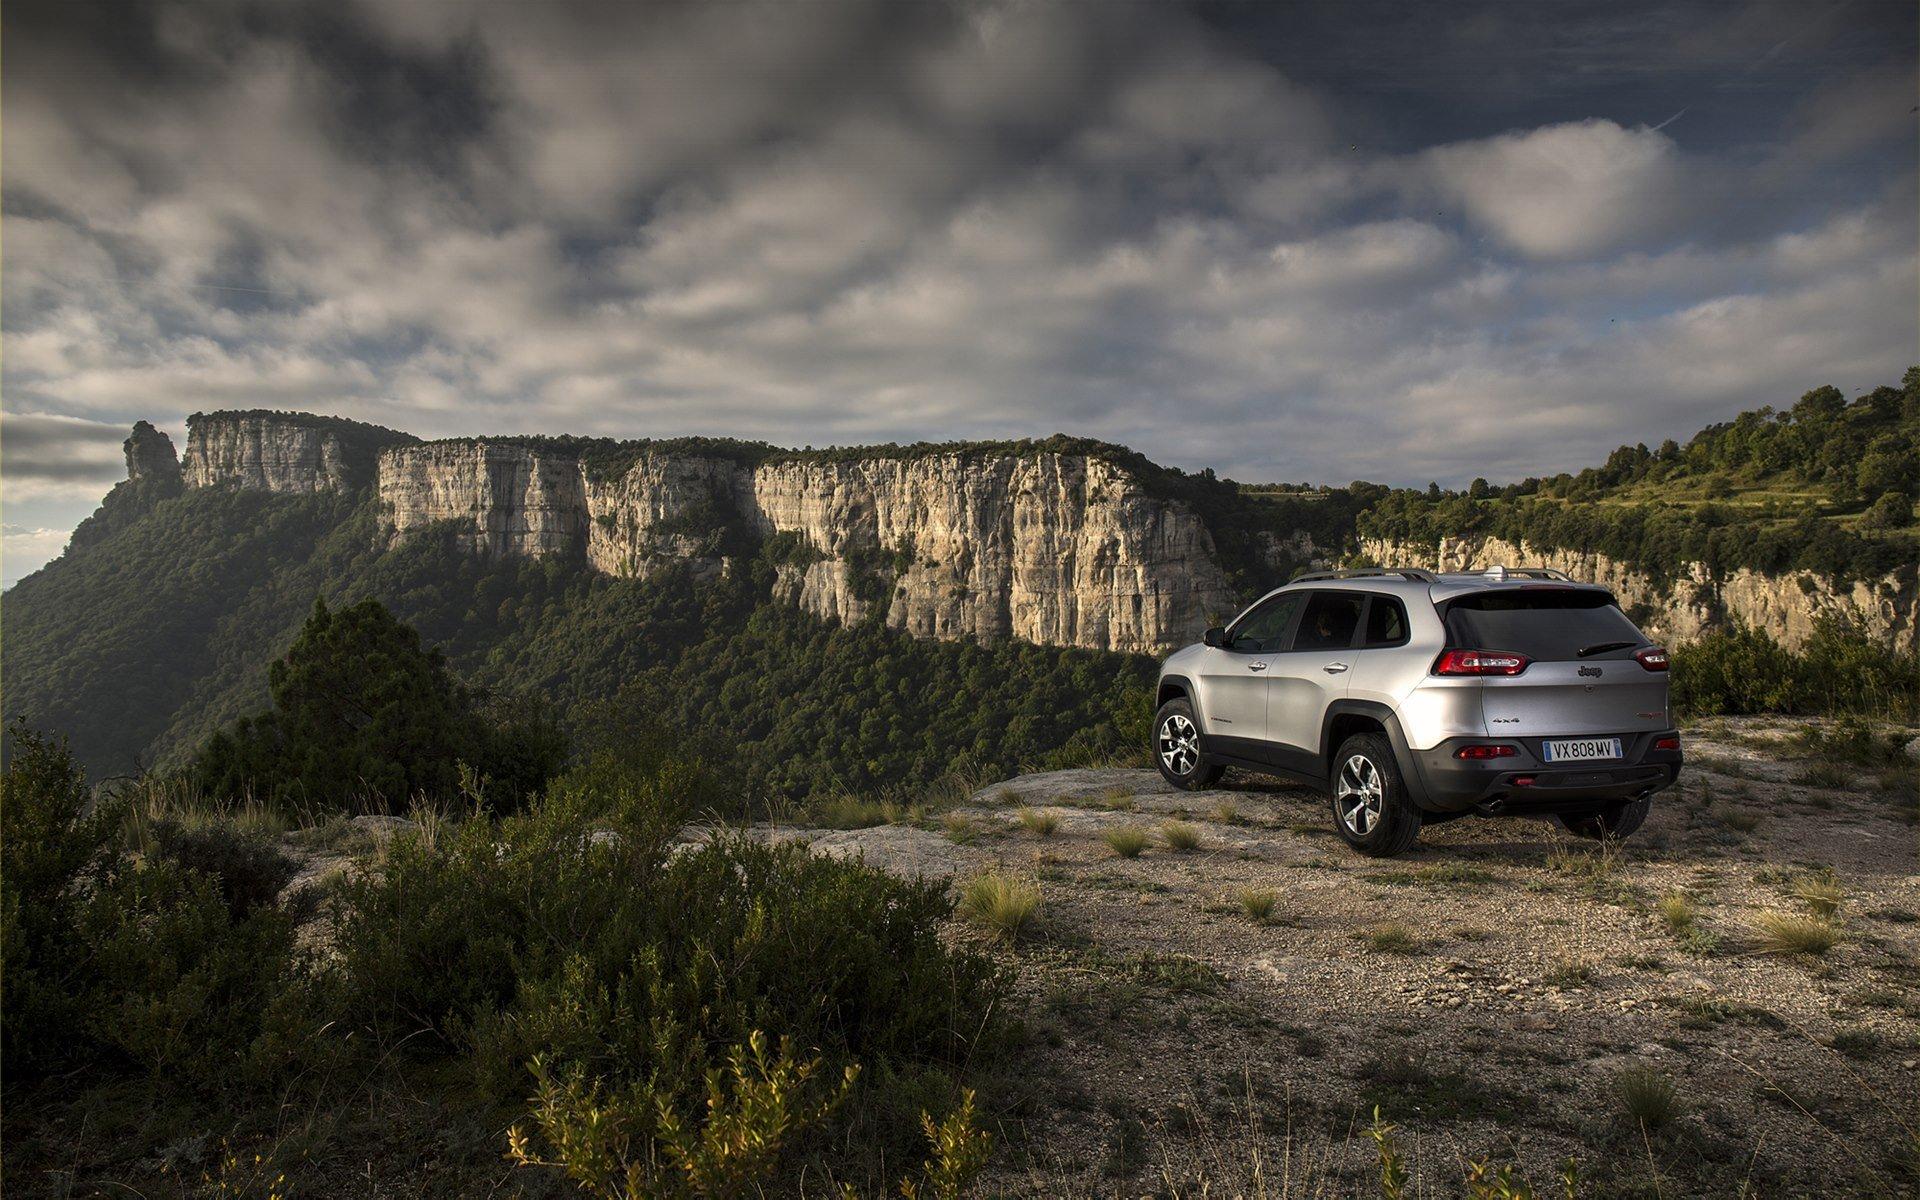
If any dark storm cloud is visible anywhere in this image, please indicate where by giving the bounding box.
[1,0,1914,588]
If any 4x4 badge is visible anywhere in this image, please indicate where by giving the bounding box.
[1577,665,1603,678]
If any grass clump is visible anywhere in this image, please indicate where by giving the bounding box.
[1211,800,1243,826]
[815,795,906,829]
[1016,807,1060,837]
[1545,959,1595,989]
[958,872,1043,942]
[1104,826,1150,858]
[1791,875,1845,918]
[1615,1065,1682,1128]
[1658,891,1697,932]
[942,812,979,844]
[1753,910,1842,956]
[1237,888,1278,923]
[1161,820,1202,852]
[1362,923,1419,954]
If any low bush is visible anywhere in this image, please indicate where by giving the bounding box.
[147,819,299,917]
[331,776,1008,1182]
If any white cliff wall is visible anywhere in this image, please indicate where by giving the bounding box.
[1359,535,1917,652]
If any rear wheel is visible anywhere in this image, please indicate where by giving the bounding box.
[1560,795,1651,841]
[1330,732,1421,857]
[1154,698,1224,791]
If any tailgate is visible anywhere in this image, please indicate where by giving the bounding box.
[1480,662,1670,737]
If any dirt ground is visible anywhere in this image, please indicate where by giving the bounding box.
[781,717,1920,1197]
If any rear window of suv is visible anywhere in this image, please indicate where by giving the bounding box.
[1443,589,1647,662]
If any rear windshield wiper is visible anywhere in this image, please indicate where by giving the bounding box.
[1576,641,1638,658]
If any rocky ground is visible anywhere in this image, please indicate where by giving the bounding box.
[749,717,1920,1197]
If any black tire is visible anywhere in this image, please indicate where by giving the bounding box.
[1153,697,1224,791]
[1560,796,1651,841]
[1329,732,1422,857]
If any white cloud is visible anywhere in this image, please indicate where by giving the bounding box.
[1421,120,1686,259]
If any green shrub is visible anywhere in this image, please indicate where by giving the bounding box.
[330,780,1007,1176]
[148,819,298,917]
[79,858,313,1092]
[1,723,122,1075]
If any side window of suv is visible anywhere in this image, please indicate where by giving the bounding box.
[1226,592,1303,653]
[1294,591,1365,651]
[1360,594,1409,647]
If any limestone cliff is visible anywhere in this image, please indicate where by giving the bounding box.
[1358,535,1918,652]
[381,443,1237,654]
[380,442,588,558]
[182,411,415,493]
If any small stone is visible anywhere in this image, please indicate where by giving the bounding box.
[1903,1059,1917,1070]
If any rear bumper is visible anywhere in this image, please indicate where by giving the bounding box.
[1408,731,1683,816]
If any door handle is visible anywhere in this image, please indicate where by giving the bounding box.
[1248,661,1268,672]
[1323,662,1349,674]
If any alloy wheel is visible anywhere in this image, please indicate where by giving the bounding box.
[1336,753,1383,836]
[1158,713,1200,776]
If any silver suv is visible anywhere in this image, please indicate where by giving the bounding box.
[1152,567,1683,856]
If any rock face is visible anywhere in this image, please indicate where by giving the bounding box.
[1360,535,1918,652]
[182,412,414,493]
[382,443,1238,654]
[380,442,589,558]
[123,421,180,485]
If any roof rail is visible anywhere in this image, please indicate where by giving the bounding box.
[1288,567,1438,584]
[1467,566,1574,582]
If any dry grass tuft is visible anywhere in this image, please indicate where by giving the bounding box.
[1753,910,1841,956]
[1616,1065,1682,1128]
[1017,807,1060,837]
[1161,820,1202,852]
[1791,875,1845,918]
[1363,923,1419,954]
[958,871,1042,940]
[1104,825,1150,858]
[1237,888,1278,923]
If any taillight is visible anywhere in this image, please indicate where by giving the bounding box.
[1635,646,1670,671]
[1433,649,1531,676]
[1654,735,1681,751]
[1454,744,1518,760]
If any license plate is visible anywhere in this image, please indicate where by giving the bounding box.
[1542,737,1622,763]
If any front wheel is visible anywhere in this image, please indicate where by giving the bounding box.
[1329,732,1422,857]
[1153,698,1224,791]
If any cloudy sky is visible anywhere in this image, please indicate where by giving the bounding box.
[4,0,1915,585]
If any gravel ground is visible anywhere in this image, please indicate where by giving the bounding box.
[772,718,1920,1197]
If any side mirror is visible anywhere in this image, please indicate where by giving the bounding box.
[1203,626,1227,648]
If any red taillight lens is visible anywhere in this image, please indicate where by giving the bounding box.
[1433,649,1531,676]
[1654,735,1681,751]
[1635,646,1671,671]
[1455,744,1518,760]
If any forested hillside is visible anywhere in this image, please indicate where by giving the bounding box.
[2,481,1152,798]
[1353,369,1920,583]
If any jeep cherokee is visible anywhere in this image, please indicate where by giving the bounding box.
[1152,566,1684,856]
